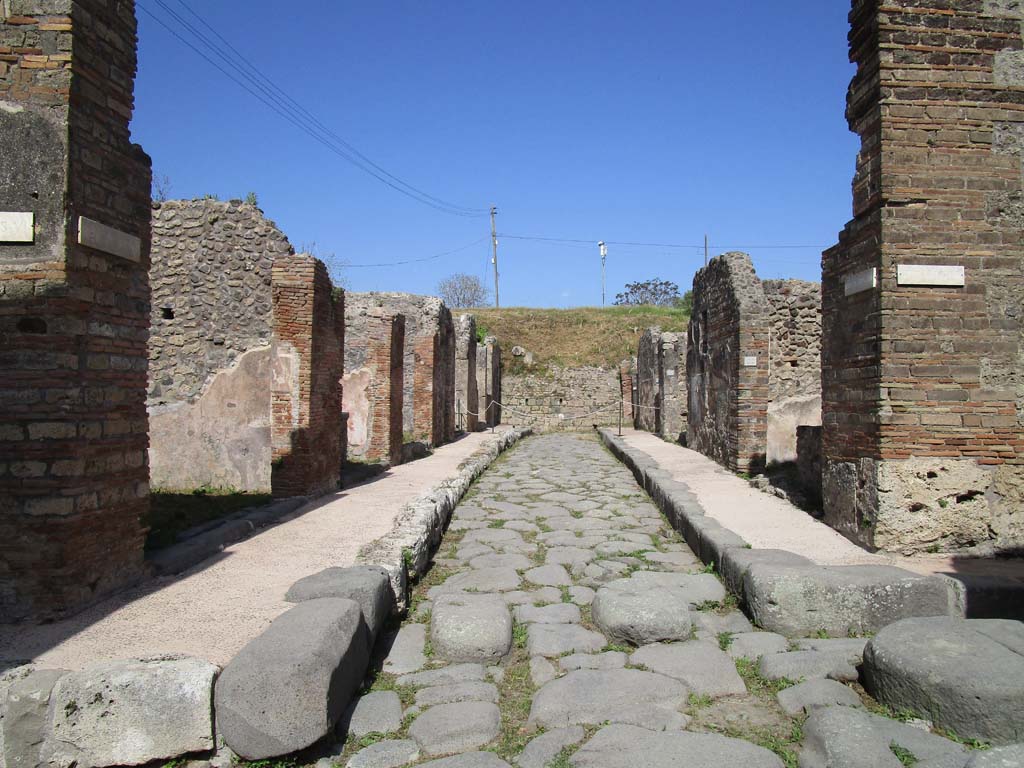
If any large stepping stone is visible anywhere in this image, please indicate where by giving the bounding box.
[431,593,512,663]
[527,624,606,657]
[528,669,689,731]
[569,723,784,768]
[591,576,697,645]
[285,565,393,639]
[40,658,216,768]
[800,706,968,768]
[863,617,1024,745]
[630,641,746,698]
[408,701,501,756]
[214,599,368,759]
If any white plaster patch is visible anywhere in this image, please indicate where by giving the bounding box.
[896,264,965,288]
[743,356,758,367]
[77,216,141,262]
[844,267,877,296]
[0,211,34,243]
[994,50,1024,88]
[0,100,24,114]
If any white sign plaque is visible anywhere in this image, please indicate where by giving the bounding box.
[0,212,34,243]
[844,267,877,296]
[743,356,758,367]
[896,264,965,287]
[78,216,141,262]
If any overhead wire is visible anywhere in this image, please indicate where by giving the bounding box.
[343,236,490,268]
[138,0,488,219]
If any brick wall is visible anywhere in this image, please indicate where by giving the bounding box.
[270,255,344,498]
[476,336,502,428]
[455,313,479,432]
[822,0,1024,554]
[0,1,152,621]
[147,199,291,492]
[343,296,405,465]
[686,253,770,473]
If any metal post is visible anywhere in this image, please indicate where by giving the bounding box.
[599,241,608,305]
[618,371,623,436]
[491,206,499,307]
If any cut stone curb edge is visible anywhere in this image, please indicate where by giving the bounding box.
[357,427,534,612]
[597,429,963,635]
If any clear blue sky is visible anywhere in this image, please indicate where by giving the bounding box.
[132,1,858,307]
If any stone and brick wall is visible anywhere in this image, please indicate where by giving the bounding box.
[619,358,635,424]
[502,366,622,430]
[343,295,405,466]
[764,279,822,464]
[270,255,345,498]
[344,292,455,448]
[147,199,291,491]
[476,336,502,428]
[634,329,687,443]
[455,314,479,432]
[0,0,152,620]
[635,328,661,434]
[686,253,770,473]
[821,0,1024,555]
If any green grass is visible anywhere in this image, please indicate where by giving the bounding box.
[890,743,918,767]
[718,631,735,651]
[145,488,272,550]
[734,657,797,697]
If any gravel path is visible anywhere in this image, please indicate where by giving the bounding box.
[338,434,807,768]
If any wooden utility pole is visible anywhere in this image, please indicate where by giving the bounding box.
[490,206,499,307]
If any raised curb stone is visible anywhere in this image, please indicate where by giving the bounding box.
[407,701,501,756]
[3,668,67,768]
[43,657,217,768]
[431,593,512,663]
[285,565,393,639]
[863,617,1024,745]
[215,598,369,759]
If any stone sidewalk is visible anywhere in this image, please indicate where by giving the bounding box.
[0,430,517,670]
[329,433,992,768]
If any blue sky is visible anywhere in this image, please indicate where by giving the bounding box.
[132,1,858,307]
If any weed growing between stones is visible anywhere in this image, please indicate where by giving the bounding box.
[490,641,535,760]
[734,657,796,697]
[718,632,735,651]
[890,742,918,766]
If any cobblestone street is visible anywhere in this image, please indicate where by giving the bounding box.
[340,434,821,767]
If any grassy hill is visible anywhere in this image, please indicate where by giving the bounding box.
[466,306,689,370]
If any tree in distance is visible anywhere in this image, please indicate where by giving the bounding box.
[614,278,683,307]
[438,272,491,308]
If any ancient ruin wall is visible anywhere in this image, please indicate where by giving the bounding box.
[502,366,621,430]
[455,314,479,432]
[344,295,405,465]
[635,328,661,434]
[476,337,502,427]
[147,199,292,491]
[270,255,345,498]
[658,332,686,443]
[821,0,1024,554]
[686,253,770,473]
[345,292,455,448]
[763,279,822,465]
[619,358,635,425]
[0,1,153,620]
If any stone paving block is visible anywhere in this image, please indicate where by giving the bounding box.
[382,623,427,675]
[414,682,500,707]
[630,641,746,698]
[776,678,864,717]
[397,664,487,688]
[526,624,607,657]
[44,657,217,767]
[514,603,581,624]
[346,739,420,768]
[408,701,501,756]
[546,547,597,568]
[469,553,533,570]
[568,586,595,605]
[429,567,523,596]
[524,564,573,587]
[558,651,627,672]
[863,617,1024,745]
[569,723,785,768]
[726,631,789,660]
[965,744,1024,767]
[341,691,403,738]
[591,579,693,645]
[758,649,860,683]
[529,657,558,687]
[516,726,585,768]
[431,593,512,663]
[528,669,689,731]
[416,752,512,768]
[3,668,66,768]
[215,598,369,759]
[800,706,968,768]
[285,565,394,639]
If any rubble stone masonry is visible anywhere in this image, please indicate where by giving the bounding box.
[502,366,621,430]
[0,0,153,620]
[147,199,291,492]
[687,253,770,473]
[635,328,661,434]
[822,0,1024,554]
[476,336,502,428]
[344,295,405,466]
[455,314,479,432]
[270,255,345,498]
[634,328,687,443]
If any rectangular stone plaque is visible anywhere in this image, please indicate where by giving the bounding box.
[78,216,141,262]
[896,264,965,287]
[0,212,34,243]
[844,267,877,296]
[743,356,758,367]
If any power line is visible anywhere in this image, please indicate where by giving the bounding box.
[343,236,490,268]
[498,233,828,249]
[138,1,488,219]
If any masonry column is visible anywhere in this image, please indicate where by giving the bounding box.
[0,1,153,620]
[455,314,479,432]
[821,0,1024,554]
